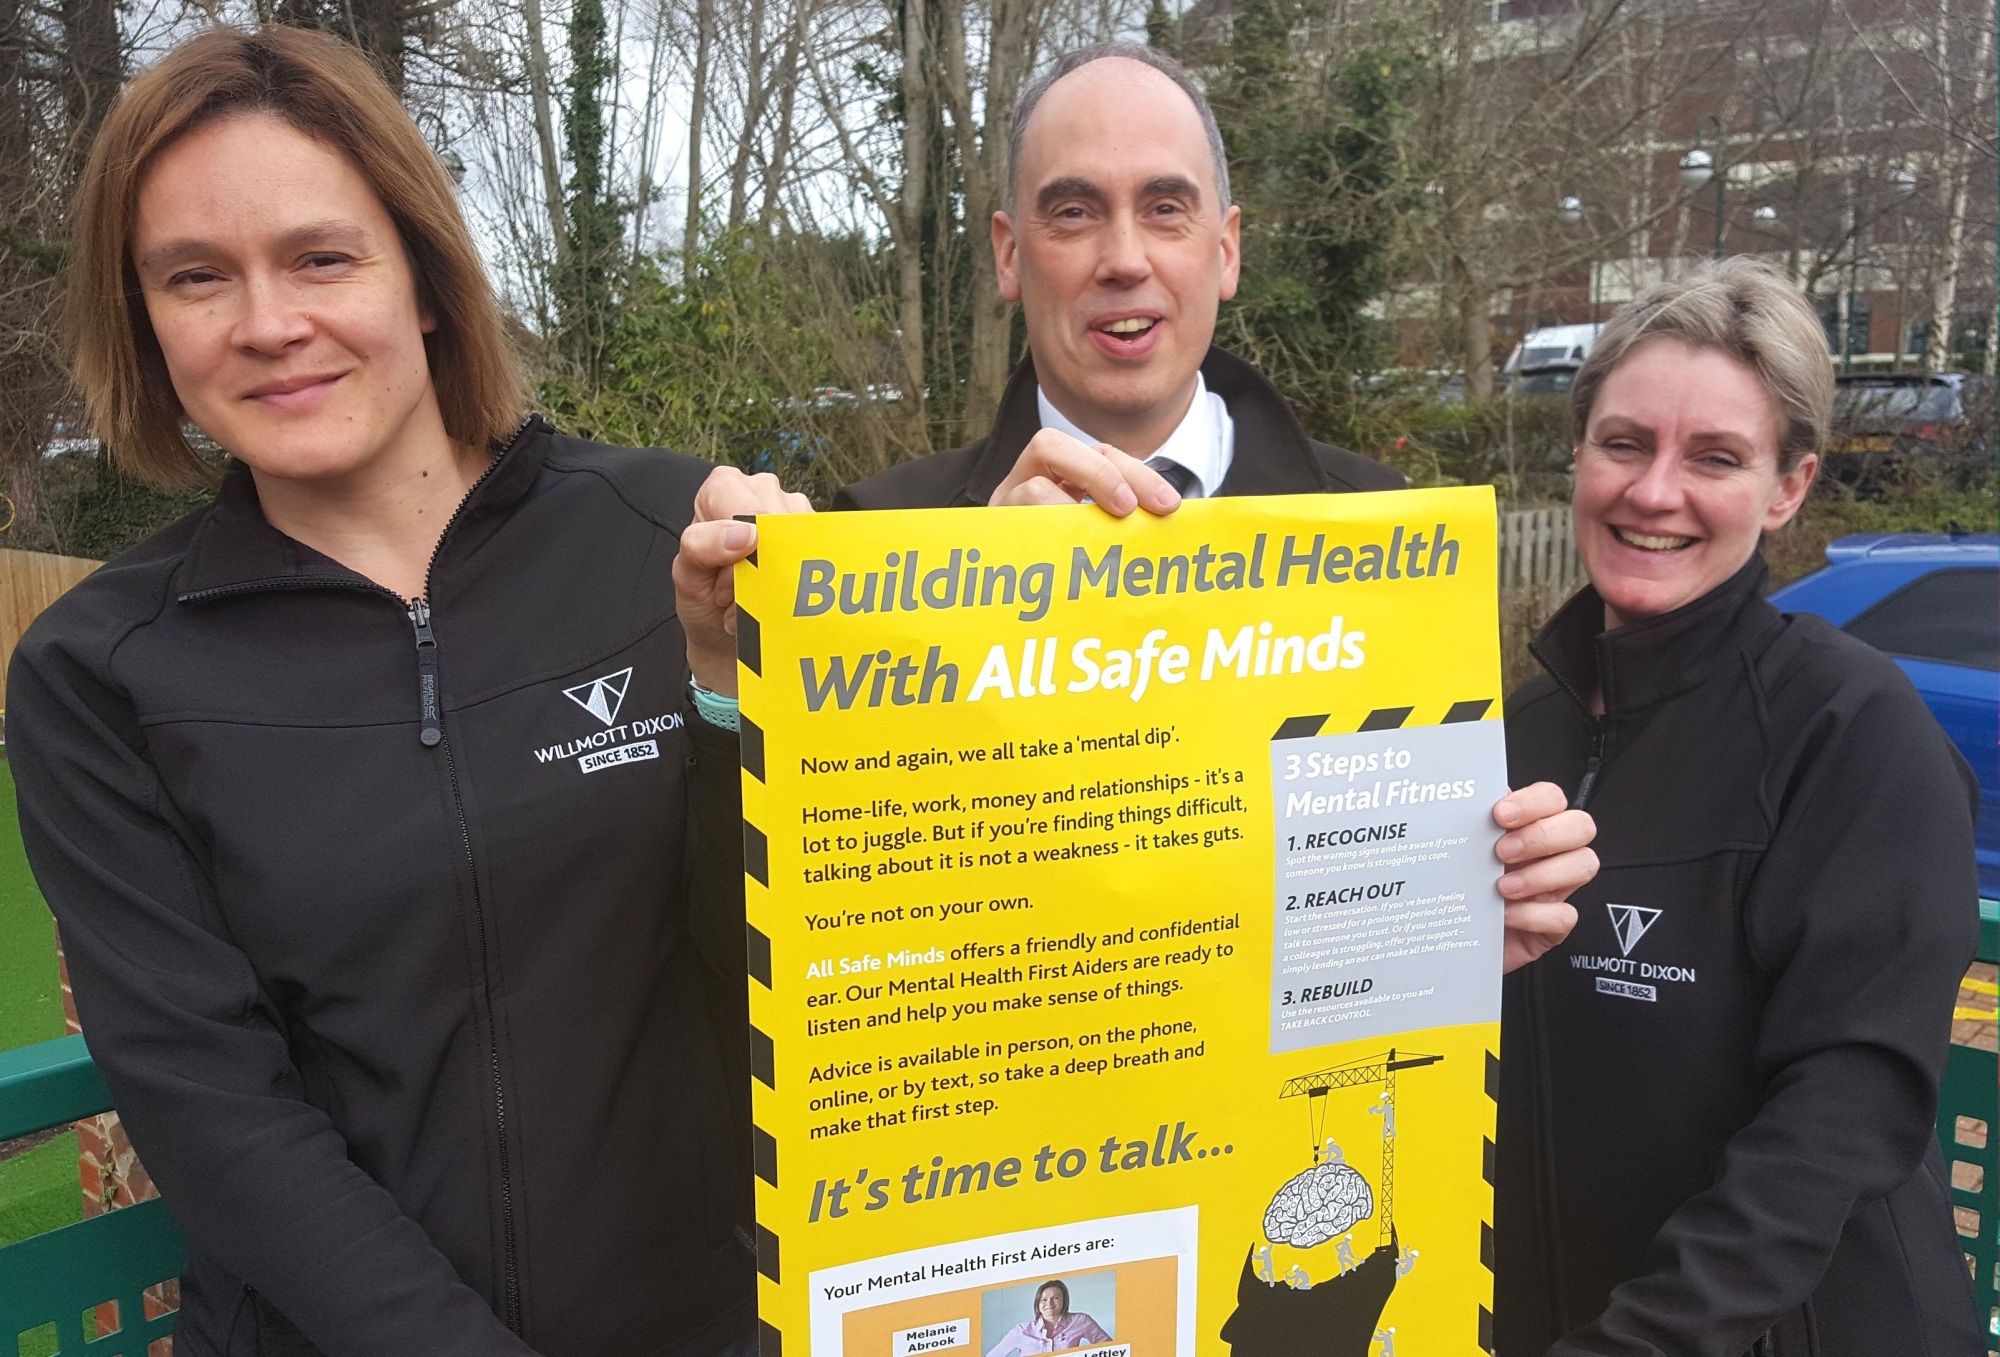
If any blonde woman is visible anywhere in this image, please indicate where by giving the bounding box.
[1495,259,1982,1356]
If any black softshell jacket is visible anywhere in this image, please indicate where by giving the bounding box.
[1495,555,1983,1357]
[7,418,755,1356]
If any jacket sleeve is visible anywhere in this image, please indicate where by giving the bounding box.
[7,623,538,1357]
[685,713,753,1154]
[1552,677,1979,1357]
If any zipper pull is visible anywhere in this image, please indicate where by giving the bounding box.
[409,599,443,747]
[1573,723,1606,809]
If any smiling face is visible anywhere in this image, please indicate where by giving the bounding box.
[993,58,1240,454]
[1035,1284,1068,1323]
[130,112,447,487]
[1574,337,1817,627]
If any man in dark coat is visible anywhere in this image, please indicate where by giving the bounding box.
[836,43,1406,515]
[835,41,1595,982]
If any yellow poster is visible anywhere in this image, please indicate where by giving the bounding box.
[735,489,1505,1357]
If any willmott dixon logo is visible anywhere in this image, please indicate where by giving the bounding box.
[1606,903,1662,957]
[537,667,683,773]
[563,667,633,727]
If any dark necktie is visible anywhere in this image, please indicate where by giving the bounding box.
[1146,456,1200,498]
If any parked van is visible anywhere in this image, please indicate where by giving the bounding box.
[1503,322,1605,395]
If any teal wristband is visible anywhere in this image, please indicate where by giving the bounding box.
[689,679,741,732]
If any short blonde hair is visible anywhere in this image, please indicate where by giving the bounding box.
[66,26,527,490]
[1571,258,1834,473]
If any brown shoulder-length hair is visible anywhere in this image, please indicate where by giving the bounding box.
[66,25,527,489]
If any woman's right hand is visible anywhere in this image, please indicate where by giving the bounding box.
[675,466,812,697]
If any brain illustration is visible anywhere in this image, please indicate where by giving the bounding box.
[1261,1162,1375,1248]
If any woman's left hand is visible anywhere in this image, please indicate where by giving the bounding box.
[676,467,813,697]
[1492,783,1596,973]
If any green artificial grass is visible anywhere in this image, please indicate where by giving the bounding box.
[0,1131,82,1250]
[0,760,65,1054]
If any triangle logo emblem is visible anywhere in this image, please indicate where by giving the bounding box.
[1605,903,1662,957]
[563,667,634,728]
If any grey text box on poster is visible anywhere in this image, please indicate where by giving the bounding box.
[1267,719,1507,1054]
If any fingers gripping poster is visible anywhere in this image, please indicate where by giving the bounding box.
[734,489,1507,1357]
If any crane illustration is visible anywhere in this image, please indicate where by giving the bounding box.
[1279,1049,1443,1246]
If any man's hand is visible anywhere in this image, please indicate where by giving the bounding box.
[676,466,812,697]
[990,428,1183,516]
[1492,783,1595,973]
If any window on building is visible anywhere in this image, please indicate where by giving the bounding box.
[1818,293,1872,356]
[1844,568,2000,671]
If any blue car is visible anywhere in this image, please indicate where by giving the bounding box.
[1769,533,2000,897]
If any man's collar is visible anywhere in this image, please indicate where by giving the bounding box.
[1034,371,1229,496]
[963,346,1330,504]
[178,414,550,600]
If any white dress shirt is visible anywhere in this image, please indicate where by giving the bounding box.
[1035,372,1236,498]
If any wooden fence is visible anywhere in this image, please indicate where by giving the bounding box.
[0,548,102,721]
[1498,505,1584,596]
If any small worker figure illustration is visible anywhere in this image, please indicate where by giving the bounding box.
[1253,1244,1276,1285]
[1319,1136,1346,1165]
[1368,1094,1397,1138]
[1335,1232,1359,1273]
[1284,1263,1313,1290]
[1375,1326,1397,1357]
[1396,1246,1420,1278]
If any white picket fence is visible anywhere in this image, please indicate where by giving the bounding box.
[1498,505,1584,595]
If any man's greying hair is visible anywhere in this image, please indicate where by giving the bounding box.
[1571,257,1835,474]
[1006,43,1231,213]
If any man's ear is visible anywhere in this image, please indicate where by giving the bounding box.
[992,210,1021,303]
[1217,203,1242,303]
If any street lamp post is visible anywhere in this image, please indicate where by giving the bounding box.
[1679,115,1726,259]
[1559,195,1602,322]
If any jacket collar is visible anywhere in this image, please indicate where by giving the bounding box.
[178,415,549,600]
[1529,551,1779,717]
[954,346,1333,504]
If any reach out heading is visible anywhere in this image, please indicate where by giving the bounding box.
[791,525,1463,625]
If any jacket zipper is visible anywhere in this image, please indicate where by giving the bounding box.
[1529,634,1610,813]
[407,417,533,1334]
[409,600,443,747]
[1573,723,1607,810]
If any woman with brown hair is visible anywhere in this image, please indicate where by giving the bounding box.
[13,24,793,1355]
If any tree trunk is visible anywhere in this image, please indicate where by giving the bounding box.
[725,0,770,230]
[0,0,51,519]
[631,0,673,263]
[683,0,715,279]
[755,0,807,231]
[966,0,1028,430]
[1460,264,1494,401]
[933,0,1024,432]
[523,0,572,272]
[895,0,932,419]
[1922,0,1993,371]
[58,0,121,150]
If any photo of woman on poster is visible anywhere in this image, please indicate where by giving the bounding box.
[984,1278,1113,1356]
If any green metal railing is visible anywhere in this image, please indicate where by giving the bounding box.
[0,1035,184,1355]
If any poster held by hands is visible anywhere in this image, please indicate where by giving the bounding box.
[736,489,1506,1355]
